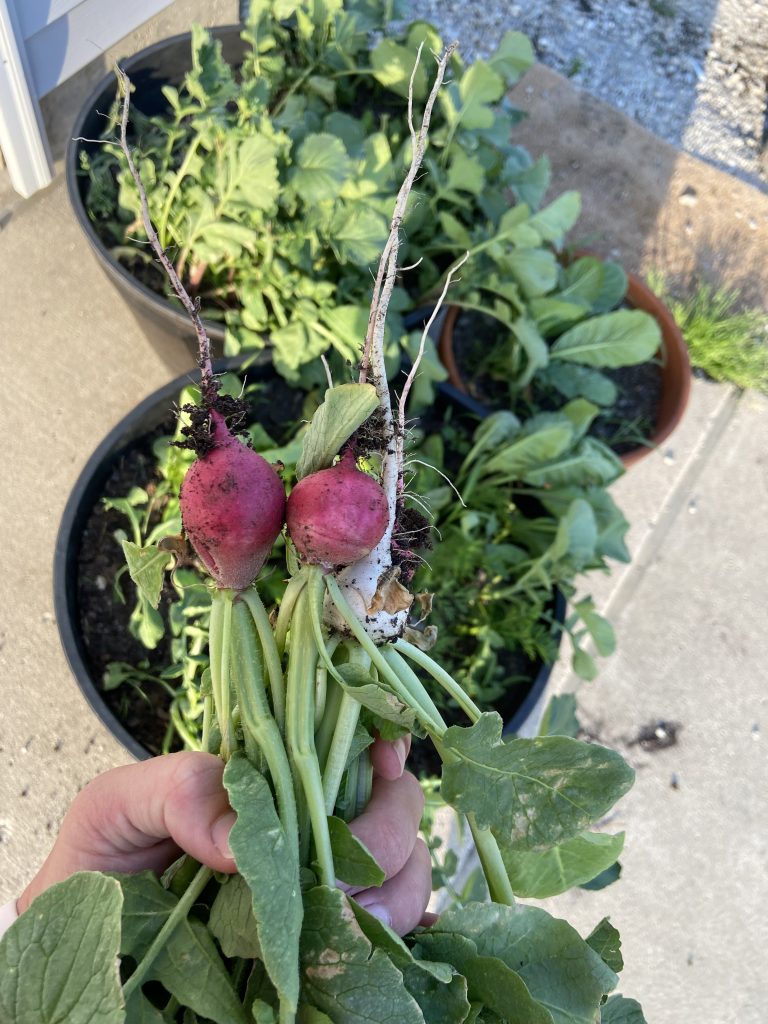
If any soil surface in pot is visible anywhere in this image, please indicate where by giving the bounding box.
[451,308,661,456]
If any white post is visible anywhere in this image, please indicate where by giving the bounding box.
[0,0,53,197]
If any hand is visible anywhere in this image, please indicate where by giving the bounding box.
[17,738,431,935]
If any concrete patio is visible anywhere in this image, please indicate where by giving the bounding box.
[1,3,766,1021]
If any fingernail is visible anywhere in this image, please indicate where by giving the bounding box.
[358,901,391,928]
[393,737,408,775]
[211,811,237,860]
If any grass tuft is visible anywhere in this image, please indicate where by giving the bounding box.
[650,274,768,393]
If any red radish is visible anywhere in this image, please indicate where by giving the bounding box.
[287,450,389,567]
[180,410,286,590]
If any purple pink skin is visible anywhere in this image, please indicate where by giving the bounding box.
[286,450,389,568]
[180,411,286,591]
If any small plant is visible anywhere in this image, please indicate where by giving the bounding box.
[653,276,768,393]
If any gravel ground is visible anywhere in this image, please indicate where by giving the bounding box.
[407,0,768,192]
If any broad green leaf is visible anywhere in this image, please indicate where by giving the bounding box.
[0,872,124,1024]
[125,992,164,1022]
[592,261,628,313]
[559,258,606,307]
[328,205,388,265]
[117,872,248,1024]
[462,410,521,469]
[514,316,551,386]
[447,151,485,195]
[271,321,329,377]
[573,599,616,656]
[488,30,535,84]
[529,297,589,338]
[540,361,618,406]
[318,304,372,362]
[502,831,626,898]
[482,422,574,480]
[601,995,647,1023]
[507,249,560,298]
[194,221,258,262]
[571,647,599,681]
[336,663,417,731]
[439,211,472,247]
[224,753,302,1017]
[505,151,551,210]
[550,309,661,367]
[209,873,261,958]
[370,38,427,100]
[129,594,165,649]
[222,133,279,211]
[539,487,630,563]
[424,902,618,1024]
[400,963,470,1024]
[342,132,395,197]
[561,398,600,440]
[300,886,424,1023]
[586,919,624,975]
[440,713,635,850]
[327,816,385,888]
[538,694,581,738]
[415,929,551,1024]
[551,499,598,566]
[522,438,625,488]
[290,134,352,202]
[122,540,171,609]
[527,192,582,246]
[452,61,506,130]
[296,383,378,478]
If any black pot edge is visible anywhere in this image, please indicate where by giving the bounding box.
[65,25,245,346]
[53,356,567,760]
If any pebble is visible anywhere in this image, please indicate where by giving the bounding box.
[407,0,768,192]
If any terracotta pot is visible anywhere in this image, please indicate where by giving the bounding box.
[437,270,691,468]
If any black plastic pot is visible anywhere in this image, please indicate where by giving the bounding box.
[66,25,247,363]
[54,359,564,762]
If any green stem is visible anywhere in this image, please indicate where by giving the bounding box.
[393,639,483,723]
[378,646,446,733]
[219,592,234,760]
[321,644,369,816]
[170,700,202,751]
[208,594,225,741]
[314,674,344,775]
[354,748,373,819]
[274,570,307,655]
[240,587,286,731]
[201,693,213,753]
[230,599,299,858]
[286,589,335,884]
[466,815,515,906]
[324,575,444,735]
[123,864,213,1001]
[158,132,203,248]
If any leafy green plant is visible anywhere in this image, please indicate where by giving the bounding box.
[2,35,646,1024]
[81,0,540,381]
[650,275,768,393]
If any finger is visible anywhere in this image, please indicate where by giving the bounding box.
[348,771,424,881]
[355,838,432,936]
[369,734,411,780]
[72,751,238,874]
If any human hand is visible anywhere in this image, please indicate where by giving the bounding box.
[17,738,431,935]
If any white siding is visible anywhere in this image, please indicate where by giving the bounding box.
[0,0,172,195]
[15,0,173,97]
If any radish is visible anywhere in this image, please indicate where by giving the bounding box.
[180,409,286,590]
[286,450,388,567]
